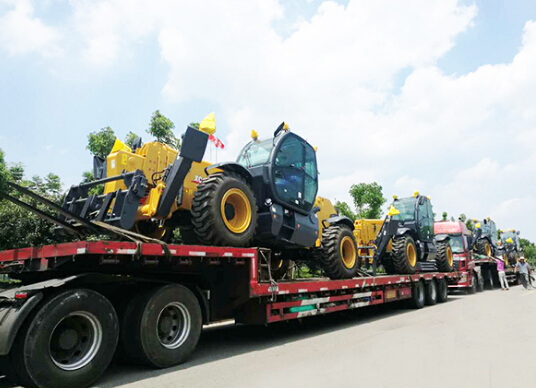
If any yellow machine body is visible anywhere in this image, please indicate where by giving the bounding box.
[103,139,213,221]
[353,219,392,260]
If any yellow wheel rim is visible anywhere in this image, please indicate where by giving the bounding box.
[272,258,284,270]
[446,245,453,267]
[406,242,417,267]
[485,243,491,256]
[221,188,252,234]
[340,236,357,269]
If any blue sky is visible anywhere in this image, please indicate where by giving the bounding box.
[1,0,536,240]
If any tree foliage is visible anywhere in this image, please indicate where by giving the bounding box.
[0,149,10,192]
[87,126,116,159]
[334,200,357,221]
[147,110,180,149]
[348,182,386,219]
[124,131,140,149]
[520,238,536,266]
[442,212,448,221]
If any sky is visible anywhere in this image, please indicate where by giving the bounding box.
[0,0,536,240]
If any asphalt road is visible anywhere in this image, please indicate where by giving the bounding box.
[2,285,535,388]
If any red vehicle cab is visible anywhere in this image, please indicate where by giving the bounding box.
[434,221,480,293]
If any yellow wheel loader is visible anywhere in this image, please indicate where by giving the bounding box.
[0,117,359,279]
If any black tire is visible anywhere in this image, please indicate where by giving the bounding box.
[425,280,438,306]
[477,273,484,292]
[271,257,291,280]
[476,239,492,256]
[382,255,397,275]
[392,235,418,275]
[436,241,454,272]
[467,273,477,294]
[437,278,448,303]
[321,225,359,279]
[191,172,257,247]
[6,289,118,388]
[119,284,202,368]
[409,280,425,309]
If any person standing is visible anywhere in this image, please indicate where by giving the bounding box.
[494,256,509,290]
[515,257,532,290]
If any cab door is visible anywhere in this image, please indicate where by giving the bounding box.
[417,198,434,242]
[270,133,318,214]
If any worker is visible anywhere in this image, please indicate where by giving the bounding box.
[515,256,532,290]
[493,256,509,290]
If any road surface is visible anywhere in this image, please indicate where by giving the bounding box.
[2,285,535,388]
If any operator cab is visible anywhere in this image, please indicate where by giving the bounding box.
[391,195,434,242]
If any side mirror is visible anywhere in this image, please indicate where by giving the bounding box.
[312,206,321,214]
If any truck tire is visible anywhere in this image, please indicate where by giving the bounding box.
[270,257,291,280]
[436,278,448,303]
[436,241,454,272]
[425,280,438,305]
[321,225,359,279]
[382,255,396,275]
[485,268,495,290]
[476,239,492,256]
[119,284,202,368]
[409,280,425,309]
[392,235,418,275]
[467,273,477,294]
[191,172,258,247]
[6,289,118,388]
[477,273,484,292]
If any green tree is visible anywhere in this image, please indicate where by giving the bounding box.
[147,110,179,149]
[465,218,474,231]
[0,149,10,192]
[334,200,357,221]
[87,126,116,159]
[441,212,448,221]
[124,131,141,149]
[348,182,386,219]
[520,238,536,266]
[459,214,467,223]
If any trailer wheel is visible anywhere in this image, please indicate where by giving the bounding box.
[485,268,495,290]
[321,225,359,279]
[409,280,425,309]
[191,172,257,247]
[425,280,437,306]
[477,273,484,292]
[392,235,418,275]
[7,289,118,388]
[120,284,202,368]
[467,273,477,294]
[436,241,454,272]
[436,278,448,303]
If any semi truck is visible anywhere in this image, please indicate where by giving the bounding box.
[0,240,459,388]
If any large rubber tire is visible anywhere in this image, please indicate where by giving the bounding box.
[436,241,454,272]
[270,257,291,280]
[467,273,477,294]
[191,172,257,247]
[409,280,425,309]
[119,284,202,368]
[425,280,438,306]
[391,235,418,275]
[5,289,118,388]
[321,225,359,279]
[476,239,492,256]
[485,268,495,290]
[382,255,397,275]
[437,278,448,303]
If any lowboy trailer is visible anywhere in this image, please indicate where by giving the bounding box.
[0,241,459,388]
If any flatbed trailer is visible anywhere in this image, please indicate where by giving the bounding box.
[472,256,517,289]
[0,241,459,388]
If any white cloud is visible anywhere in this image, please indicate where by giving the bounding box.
[0,0,61,57]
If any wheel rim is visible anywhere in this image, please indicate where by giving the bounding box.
[221,188,252,234]
[156,302,191,349]
[271,258,284,271]
[485,243,491,256]
[446,246,453,267]
[406,242,417,267]
[49,311,103,371]
[340,236,357,269]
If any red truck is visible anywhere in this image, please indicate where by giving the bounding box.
[0,240,459,388]
[434,221,483,293]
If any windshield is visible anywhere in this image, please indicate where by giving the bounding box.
[237,139,274,168]
[391,197,416,221]
[502,231,516,243]
[449,235,465,254]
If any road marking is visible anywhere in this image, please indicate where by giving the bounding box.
[521,290,536,297]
